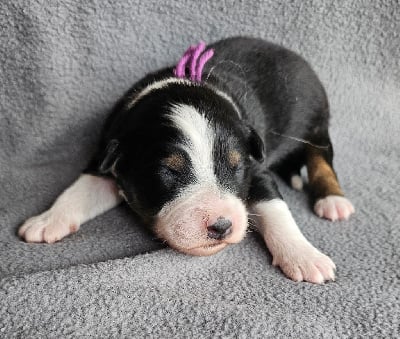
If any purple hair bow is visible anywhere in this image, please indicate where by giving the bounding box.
[174,41,214,82]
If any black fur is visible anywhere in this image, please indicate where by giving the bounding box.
[85,37,332,223]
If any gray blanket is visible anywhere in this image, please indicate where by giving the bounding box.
[1,1,399,337]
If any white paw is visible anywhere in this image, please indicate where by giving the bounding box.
[18,210,79,243]
[272,244,336,284]
[314,195,355,221]
[290,174,303,191]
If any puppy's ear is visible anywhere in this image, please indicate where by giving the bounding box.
[99,139,120,174]
[247,126,265,162]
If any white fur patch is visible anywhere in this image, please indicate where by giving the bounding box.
[18,174,121,243]
[126,78,193,109]
[290,174,303,191]
[253,199,336,284]
[125,77,241,117]
[168,103,217,186]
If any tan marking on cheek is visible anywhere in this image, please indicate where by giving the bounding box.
[163,153,185,171]
[228,150,241,167]
[306,147,343,198]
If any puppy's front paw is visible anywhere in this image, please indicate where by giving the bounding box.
[314,195,354,221]
[18,210,79,243]
[272,244,336,284]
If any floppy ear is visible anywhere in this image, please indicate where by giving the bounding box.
[99,139,120,174]
[247,126,265,162]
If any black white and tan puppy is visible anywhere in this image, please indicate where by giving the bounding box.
[19,37,354,284]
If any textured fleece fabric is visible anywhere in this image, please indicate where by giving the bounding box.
[0,0,399,337]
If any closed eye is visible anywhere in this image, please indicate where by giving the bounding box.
[161,164,181,175]
[162,153,185,173]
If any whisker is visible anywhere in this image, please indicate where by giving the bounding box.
[268,130,330,149]
[205,59,249,100]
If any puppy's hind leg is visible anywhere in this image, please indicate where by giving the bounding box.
[306,137,354,221]
[18,174,122,243]
[271,149,306,191]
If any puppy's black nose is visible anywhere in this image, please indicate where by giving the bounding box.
[207,217,232,239]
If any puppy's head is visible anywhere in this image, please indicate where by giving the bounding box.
[103,81,264,256]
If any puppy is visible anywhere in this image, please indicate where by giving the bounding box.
[19,37,354,284]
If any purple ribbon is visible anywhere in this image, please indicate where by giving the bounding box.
[174,42,214,82]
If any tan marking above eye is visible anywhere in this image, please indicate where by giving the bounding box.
[228,150,241,167]
[163,153,185,171]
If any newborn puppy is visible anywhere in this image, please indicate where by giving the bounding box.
[19,37,354,284]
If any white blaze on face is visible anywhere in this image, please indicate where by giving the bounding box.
[154,103,248,256]
[168,103,216,185]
